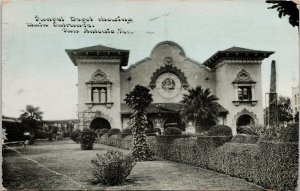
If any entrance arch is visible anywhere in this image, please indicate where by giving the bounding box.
[163,114,183,131]
[89,117,111,130]
[236,114,254,127]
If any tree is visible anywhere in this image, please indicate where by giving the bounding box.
[124,85,153,161]
[19,105,43,139]
[278,96,293,123]
[180,86,219,132]
[294,111,299,122]
[266,0,299,28]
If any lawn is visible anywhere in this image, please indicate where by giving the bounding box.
[3,139,265,190]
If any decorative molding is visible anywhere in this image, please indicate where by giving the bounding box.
[149,65,189,90]
[85,102,113,108]
[232,108,258,126]
[232,69,256,84]
[232,100,258,106]
[86,69,112,84]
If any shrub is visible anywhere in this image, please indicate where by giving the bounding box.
[96,128,109,138]
[70,129,82,143]
[231,134,259,144]
[146,127,161,136]
[122,128,132,135]
[80,128,96,150]
[91,150,136,185]
[206,125,232,136]
[278,123,299,142]
[108,128,121,137]
[164,127,182,136]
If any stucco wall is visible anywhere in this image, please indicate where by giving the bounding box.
[215,60,264,134]
[120,42,215,103]
[77,59,121,129]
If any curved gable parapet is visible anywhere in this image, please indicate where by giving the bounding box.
[122,57,151,72]
[150,41,186,58]
[122,41,212,73]
[184,57,212,72]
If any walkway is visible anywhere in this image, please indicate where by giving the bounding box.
[3,140,264,190]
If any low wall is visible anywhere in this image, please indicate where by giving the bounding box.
[97,134,298,191]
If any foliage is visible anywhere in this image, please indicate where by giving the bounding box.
[266,0,299,28]
[154,136,298,190]
[278,123,299,142]
[294,111,299,122]
[231,134,259,144]
[70,129,82,143]
[277,96,293,123]
[91,150,136,185]
[96,128,109,137]
[124,85,153,161]
[19,105,43,137]
[164,127,182,136]
[108,128,121,137]
[79,128,96,150]
[260,123,299,142]
[206,125,233,136]
[237,126,258,135]
[122,128,132,135]
[146,127,161,136]
[180,86,219,127]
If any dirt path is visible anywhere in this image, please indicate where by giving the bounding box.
[3,140,264,190]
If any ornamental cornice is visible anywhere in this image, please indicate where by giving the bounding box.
[149,65,189,90]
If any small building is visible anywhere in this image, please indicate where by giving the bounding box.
[66,41,274,134]
[2,116,24,142]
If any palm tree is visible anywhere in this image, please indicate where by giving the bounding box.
[266,0,299,28]
[19,105,43,140]
[180,86,219,132]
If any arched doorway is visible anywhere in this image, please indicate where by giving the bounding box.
[90,117,111,130]
[164,114,183,131]
[236,114,254,128]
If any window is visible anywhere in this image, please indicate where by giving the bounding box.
[86,69,113,108]
[238,86,252,101]
[232,69,257,106]
[92,87,107,103]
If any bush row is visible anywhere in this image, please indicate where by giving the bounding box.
[152,136,298,191]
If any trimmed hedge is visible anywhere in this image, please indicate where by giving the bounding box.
[152,136,298,191]
[207,125,232,136]
[121,128,132,138]
[231,134,259,144]
[164,127,182,136]
[97,131,298,190]
[278,123,299,142]
[108,128,121,137]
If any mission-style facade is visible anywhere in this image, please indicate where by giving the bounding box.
[66,41,274,134]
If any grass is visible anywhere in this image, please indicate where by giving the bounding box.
[3,139,265,190]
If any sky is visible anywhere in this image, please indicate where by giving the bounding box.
[2,0,299,120]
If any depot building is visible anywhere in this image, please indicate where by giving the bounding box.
[66,41,273,134]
